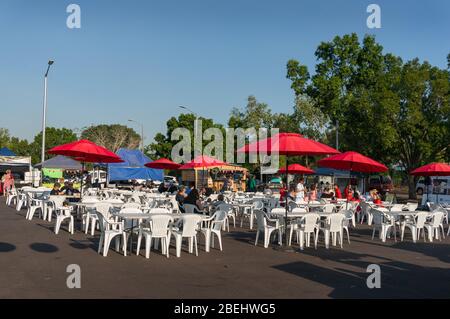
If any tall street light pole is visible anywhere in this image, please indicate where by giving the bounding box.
[128,119,144,152]
[178,105,202,187]
[41,60,54,164]
[178,105,200,156]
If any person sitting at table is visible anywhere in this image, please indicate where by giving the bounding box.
[62,182,80,196]
[60,181,69,193]
[287,186,297,202]
[212,194,227,209]
[370,189,382,205]
[350,192,361,202]
[320,187,333,199]
[309,184,318,202]
[334,184,342,199]
[344,185,354,201]
[183,188,204,213]
[50,183,62,195]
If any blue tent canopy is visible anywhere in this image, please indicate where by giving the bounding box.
[108,149,163,182]
[0,147,16,156]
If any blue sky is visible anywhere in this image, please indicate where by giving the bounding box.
[0,0,448,145]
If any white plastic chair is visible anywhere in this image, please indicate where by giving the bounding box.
[371,208,393,242]
[171,214,202,257]
[200,210,227,251]
[294,213,320,250]
[86,203,113,236]
[319,213,346,249]
[285,207,308,246]
[96,212,127,257]
[254,210,283,248]
[406,202,418,212]
[6,188,17,206]
[425,210,445,242]
[25,193,44,221]
[136,214,173,258]
[54,206,74,235]
[183,203,199,214]
[341,210,354,243]
[218,203,235,230]
[401,211,428,242]
[46,196,67,222]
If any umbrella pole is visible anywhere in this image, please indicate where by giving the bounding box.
[80,162,84,200]
[285,158,289,247]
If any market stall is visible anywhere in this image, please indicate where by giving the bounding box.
[181,164,248,192]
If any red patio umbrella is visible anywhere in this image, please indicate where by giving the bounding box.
[411,162,450,204]
[317,151,388,173]
[238,132,339,251]
[278,164,314,175]
[238,133,340,156]
[48,140,123,196]
[144,158,181,170]
[410,163,450,176]
[318,151,388,208]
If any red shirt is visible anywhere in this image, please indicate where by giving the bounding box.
[334,187,342,199]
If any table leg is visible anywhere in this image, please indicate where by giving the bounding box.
[205,229,211,253]
[128,219,135,254]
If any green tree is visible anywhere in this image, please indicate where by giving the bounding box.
[0,128,11,148]
[146,114,225,160]
[81,124,140,153]
[28,127,77,164]
[287,33,450,198]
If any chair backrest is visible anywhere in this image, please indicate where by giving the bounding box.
[430,210,445,227]
[212,210,227,231]
[267,198,279,210]
[340,209,354,220]
[82,196,99,203]
[128,195,143,204]
[288,201,298,211]
[183,203,197,214]
[415,212,429,228]
[254,209,267,231]
[270,207,285,215]
[391,204,404,212]
[322,204,336,214]
[180,214,202,236]
[253,200,264,210]
[302,213,320,232]
[119,207,143,215]
[371,209,385,225]
[217,203,233,214]
[326,213,346,232]
[292,207,308,214]
[122,202,142,210]
[95,202,113,220]
[406,202,418,211]
[149,208,171,214]
[148,214,173,237]
[50,195,66,208]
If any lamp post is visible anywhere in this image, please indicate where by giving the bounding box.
[41,60,54,164]
[128,119,144,152]
[178,105,200,156]
[178,105,202,186]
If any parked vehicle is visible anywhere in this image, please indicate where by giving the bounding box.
[368,175,393,194]
[416,176,450,205]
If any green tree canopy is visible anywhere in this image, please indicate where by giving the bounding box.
[146,114,225,160]
[81,124,140,153]
[287,33,450,198]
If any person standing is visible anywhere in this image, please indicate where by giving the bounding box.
[2,170,14,196]
[296,178,305,202]
[248,175,256,192]
[334,184,342,199]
